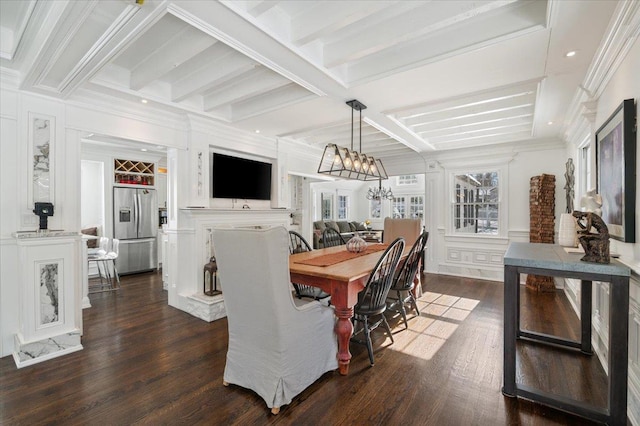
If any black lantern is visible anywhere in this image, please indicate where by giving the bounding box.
[203,256,221,296]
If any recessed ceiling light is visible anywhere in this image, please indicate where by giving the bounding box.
[547,121,554,125]
[140,148,148,152]
[141,99,148,104]
[565,51,576,57]
[255,129,260,134]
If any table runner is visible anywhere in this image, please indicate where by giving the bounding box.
[294,244,388,267]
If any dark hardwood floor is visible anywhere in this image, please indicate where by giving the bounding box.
[0,271,611,425]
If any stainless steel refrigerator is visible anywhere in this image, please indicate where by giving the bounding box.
[113,187,157,275]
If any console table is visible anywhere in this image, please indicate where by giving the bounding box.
[502,242,630,425]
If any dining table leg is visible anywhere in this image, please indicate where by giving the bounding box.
[334,306,354,375]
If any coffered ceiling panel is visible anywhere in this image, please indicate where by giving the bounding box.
[95,9,317,122]
[387,80,541,150]
[223,0,549,86]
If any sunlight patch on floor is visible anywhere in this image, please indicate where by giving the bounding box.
[388,291,480,360]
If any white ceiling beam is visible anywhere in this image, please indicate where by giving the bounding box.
[402,95,535,127]
[286,121,387,147]
[323,136,397,151]
[161,41,228,83]
[203,67,289,111]
[130,26,216,90]
[433,131,532,150]
[416,113,533,135]
[420,120,533,140]
[280,120,348,140]
[246,0,279,18]
[229,84,316,121]
[171,53,256,102]
[323,1,517,69]
[411,109,534,132]
[290,1,389,46]
[344,0,548,85]
[429,124,532,145]
[389,79,540,119]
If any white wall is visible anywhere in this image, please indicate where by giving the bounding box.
[80,160,104,230]
[508,148,569,233]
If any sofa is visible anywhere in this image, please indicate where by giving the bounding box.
[312,220,367,249]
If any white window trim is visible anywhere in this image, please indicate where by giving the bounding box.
[445,165,509,238]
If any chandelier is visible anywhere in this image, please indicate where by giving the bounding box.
[367,178,394,201]
[317,100,388,181]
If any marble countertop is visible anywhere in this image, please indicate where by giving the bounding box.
[13,230,79,239]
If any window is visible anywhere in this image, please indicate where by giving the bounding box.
[397,174,418,185]
[392,195,424,219]
[392,196,406,218]
[409,196,424,219]
[452,171,499,235]
[337,195,349,219]
[369,199,381,218]
[321,193,333,220]
[581,145,592,194]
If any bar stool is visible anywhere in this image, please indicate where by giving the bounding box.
[203,256,221,296]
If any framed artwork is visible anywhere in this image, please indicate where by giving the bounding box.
[595,98,636,243]
[28,112,55,205]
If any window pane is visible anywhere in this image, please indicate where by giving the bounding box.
[393,197,406,218]
[452,172,499,235]
[398,174,418,185]
[337,195,348,219]
[370,199,381,218]
[321,194,333,220]
[409,196,423,219]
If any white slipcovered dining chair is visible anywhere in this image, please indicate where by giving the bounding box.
[211,226,338,415]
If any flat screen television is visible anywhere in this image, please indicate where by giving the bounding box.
[211,153,272,200]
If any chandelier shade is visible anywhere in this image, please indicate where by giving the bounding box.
[317,100,389,181]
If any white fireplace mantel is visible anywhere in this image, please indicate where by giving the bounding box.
[167,208,292,321]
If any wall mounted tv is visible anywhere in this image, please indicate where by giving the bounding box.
[211,153,272,200]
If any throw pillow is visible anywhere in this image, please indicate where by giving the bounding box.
[337,221,352,233]
[81,227,98,248]
[313,220,326,231]
[325,221,339,232]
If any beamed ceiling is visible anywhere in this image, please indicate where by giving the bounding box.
[0,0,631,163]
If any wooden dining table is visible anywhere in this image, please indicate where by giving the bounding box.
[289,242,412,375]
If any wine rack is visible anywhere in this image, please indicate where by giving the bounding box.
[114,159,155,186]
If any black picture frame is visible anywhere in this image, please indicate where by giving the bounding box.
[595,98,636,243]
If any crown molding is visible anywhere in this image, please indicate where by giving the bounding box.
[68,87,188,131]
[563,0,640,145]
[582,0,640,99]
[0,67,21,89]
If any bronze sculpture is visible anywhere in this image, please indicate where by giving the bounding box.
[572,211,610,264]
